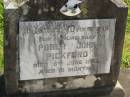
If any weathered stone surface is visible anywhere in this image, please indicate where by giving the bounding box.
[19,19,115,80]
[65,76,97,89]
[0,77,126,97]
[4,0,128,96]
[4,9,19,94]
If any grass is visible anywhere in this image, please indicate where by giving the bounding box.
[0,0,3,73]
[122,33,130,68]
[0,1,129,72]
[121,8,130,68]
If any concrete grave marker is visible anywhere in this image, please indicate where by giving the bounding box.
[4,0,128,96]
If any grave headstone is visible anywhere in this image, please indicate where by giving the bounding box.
[4,0,128,96]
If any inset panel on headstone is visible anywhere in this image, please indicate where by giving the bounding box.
[19,19,115,80]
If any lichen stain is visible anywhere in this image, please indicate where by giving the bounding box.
[21,4,30,15]
[80,1,88,17]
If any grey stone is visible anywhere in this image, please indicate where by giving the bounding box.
[4,0,128,96]
[66,76,97,88]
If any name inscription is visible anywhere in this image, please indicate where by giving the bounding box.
[19,19,115,80]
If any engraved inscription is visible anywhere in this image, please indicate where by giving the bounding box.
[19,19,115,80]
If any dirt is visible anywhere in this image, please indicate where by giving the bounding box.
[119,68,130,97]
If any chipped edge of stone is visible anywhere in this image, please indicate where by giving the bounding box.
[3,0,29,9]
[111,0,128,8]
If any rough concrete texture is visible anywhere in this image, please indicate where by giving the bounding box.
[0,68,130,97]
[4,0,128,96]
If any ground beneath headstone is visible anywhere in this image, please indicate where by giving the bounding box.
[0,68,130,97]
[119,68,130,97]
